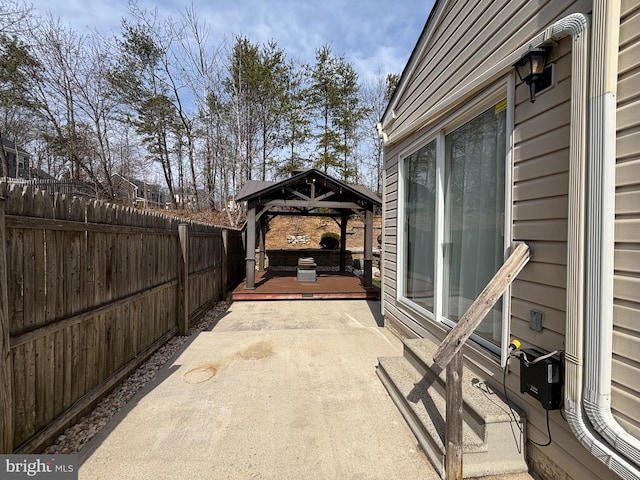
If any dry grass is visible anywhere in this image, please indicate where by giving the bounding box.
[265,215,382,250]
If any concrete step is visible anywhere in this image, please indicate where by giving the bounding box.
[376,338,528,478]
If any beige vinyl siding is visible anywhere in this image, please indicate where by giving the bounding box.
[510,33,618,479]
[508,39,588,477]
[381,2,633,478]
[387,0,591,142]
[612,0,640,442]
[511,40,572,344]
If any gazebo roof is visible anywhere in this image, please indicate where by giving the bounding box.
[236,169,381,212]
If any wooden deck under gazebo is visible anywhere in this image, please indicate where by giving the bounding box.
[231,270,380,301]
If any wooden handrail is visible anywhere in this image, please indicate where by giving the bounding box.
[433,242,531,368]
[434,242,531,480]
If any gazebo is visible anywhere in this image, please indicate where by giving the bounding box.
[235,169,382,290]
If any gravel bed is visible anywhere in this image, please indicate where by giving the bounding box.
[43,300,231,455]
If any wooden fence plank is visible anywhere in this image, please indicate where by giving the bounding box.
[85,230,95,316]
[0,198,12,453]
[11,345,26,446]
[8,226,24,334]
[14,327,177,454]
[22,222,35,331]
[54,331,64,416]
[54,228,64,320]
[44,334,55,427]
[62,328,72,410]
[85,318,97,392]
[68,323,79,406]
[45,227,56,323]
[12,343,36,447]
[178,224,189,335]
[74,320,87,404]
[32,192,47,329]
[222,229,229,297]
[34,336,47,430]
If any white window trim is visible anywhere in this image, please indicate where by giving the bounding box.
[395,77,513,363]
[397,135,438,323]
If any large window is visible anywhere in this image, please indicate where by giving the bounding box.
[403,140,437,312]
[400,100,507,348]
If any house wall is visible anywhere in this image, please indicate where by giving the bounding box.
[381,1,635,479]
[613,0,640,441]
[2,143,30,179]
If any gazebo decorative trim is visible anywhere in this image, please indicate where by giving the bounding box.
[235,169,382,290]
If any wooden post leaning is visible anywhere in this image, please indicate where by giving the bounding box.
[433,242,531,480]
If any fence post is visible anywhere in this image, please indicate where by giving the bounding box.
[0,197,13,453]
[221,229,229,298]
[178,224,189,335]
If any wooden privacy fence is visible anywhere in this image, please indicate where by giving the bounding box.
[0,183,244,454]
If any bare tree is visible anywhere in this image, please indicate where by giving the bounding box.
[178,5,221,210]
[361,71,399,194]
[24,16,104,184]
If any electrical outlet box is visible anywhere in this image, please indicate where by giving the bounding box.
[519,348,562,410]
[530,309,544,332]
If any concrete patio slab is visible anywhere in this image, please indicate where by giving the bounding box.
[78,300,535,480]
[78,300,432,479]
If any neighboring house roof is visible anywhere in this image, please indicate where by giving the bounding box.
[111,173,137,188]
[235,180,274,200]
[29,168,56,180]
[1,138,31,157]
[111,174,166,201]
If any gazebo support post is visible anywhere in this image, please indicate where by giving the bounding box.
[257,217,266,272]
[339,212,348,272]
[363,208,373,288]
[245,206,256,289]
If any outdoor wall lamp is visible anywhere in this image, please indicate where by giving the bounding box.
[514,47,550,103]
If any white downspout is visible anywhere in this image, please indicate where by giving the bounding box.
[583,0,640,472]
[381,166,387,318]
[559,6,640,479]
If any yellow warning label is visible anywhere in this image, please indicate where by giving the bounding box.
[495,99,507,114]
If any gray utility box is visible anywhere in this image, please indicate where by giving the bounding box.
[297,257,317,282]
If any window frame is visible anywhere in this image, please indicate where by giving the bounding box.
[396,78,514,360]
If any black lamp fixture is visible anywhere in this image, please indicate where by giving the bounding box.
[514,47,550,103]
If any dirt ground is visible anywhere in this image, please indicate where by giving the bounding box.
[263,215,383,250]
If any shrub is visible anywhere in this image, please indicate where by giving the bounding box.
[319,231,340,249]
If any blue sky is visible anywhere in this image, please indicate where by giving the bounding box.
[27,0,434,82]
